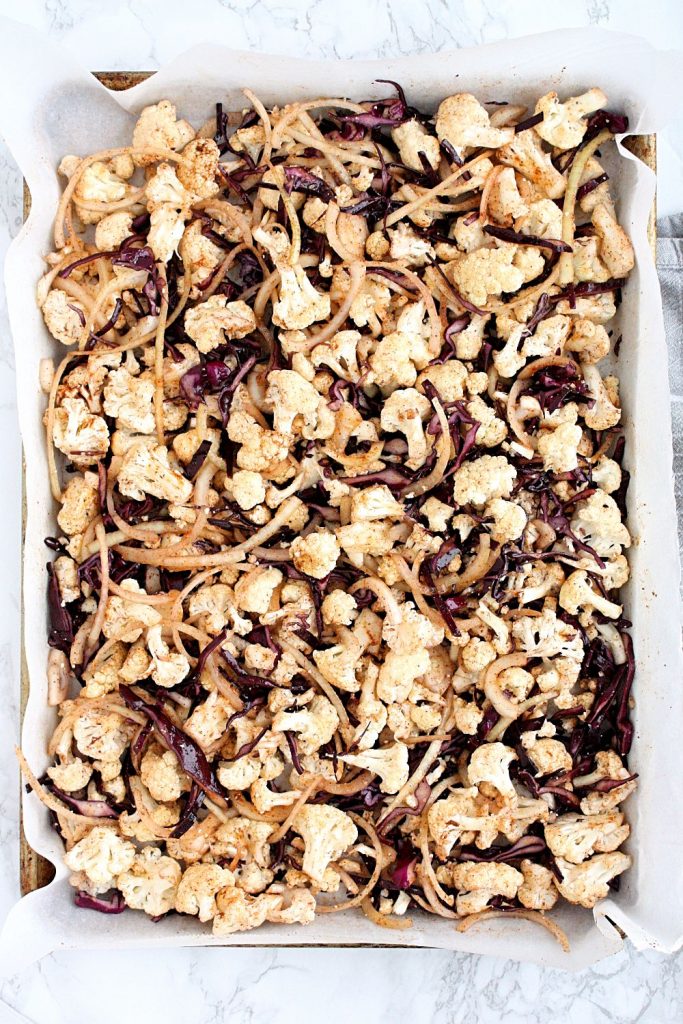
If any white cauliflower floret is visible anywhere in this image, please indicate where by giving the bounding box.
[146,624,191,687]
[64,825,135,889]
[534,88,607,150]
[82,644,126,698]
[340,742,409,794]
[452,696,485,736]
[253,226,330,331]
[421,496,454,533]
[435,94,513,159]
[378,649,430,704]
[428,788,498,857]
[75,162,132,220]
[102,579,162,641]
[180,220,224,291]
[526,738,572,777]
[140,747,189,802]
[95,211,134,251]
[145,163,197,262]
[313,640,362,693]
[321,590,357,627]
[512,605,584,662]
[518,860,559,911]
[449,861,523,916]
[448,247,524,308]
[391,119,441,171]
[47,758,92,792]
[311,329,361,382]
[103,368,155,433]
[265,369,327,438]
[118,442,193,503]
[498,130,566,199]
[559,569,622,622]
[188,583,249,636]
[576,750,638,814]
[570,491,631,559]
[515,199,562,240]
[566,319,611,364]
[117,846,182,917]
[52,397,109,466]
[184,691,233,751]
[382,601,443,655]
[292,805,358,884]
[41,288,86,346]
[545,811,630,865]
[554,852,632,908]
[453,454,516,509]
[369,300,432,393]
[537,421,583,474]
[73,706,130,761]
[592,203,635,278]
[488,167,528,225]
[290,530,340,580]
[380,388,431,469]
[184,296,256,354]
[350,484,403,522]
[484,497,527,544]
[271,694,339,754]
[175,863,235,922]
[592,457,621,494]
[388,223,435,266]
[132,100,195,165]
[419,360,468,403]
[53,555,80,604]
[468,742,517,802]
[234,566,283,614]
[581,363,621,430]
[229,469,266,510]
[212,885,315,936]
[58,474,100,535]
[465,396,506,447]
[217,757,261,791]
[177,137,220,199]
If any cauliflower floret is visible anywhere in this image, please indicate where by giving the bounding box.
[184,296,256,354]
[64,825,135,889]
[559,569,622,623]
[292,805,358,884]
[467,742,517,802]
[132,100,195,165]
[488,167,528,225]
[566,319,611,365]
[340,742,409,794]
[449,861,523,916]
[146,624,191,687]
[188,583,250,636]
[74,162,132,222]
[592,457,621,494]
[526,738,572,777]
[95,211,134,251]
[419,360,468,403]
[52,397,109,467]
[217,757,262,791]
[515,199,562,240]
[545,811,630,865]
[82,643,126,698]
[41,288,86,346]
[447,247,524,308]
[534,88,607,150]
[73,708,130,761]
[265,369,327,438]
[570,491,631,559]
[592,203,635,279]
[484,497,527,544]
[435,94,514,159]
[179,220,224,291]
[380,388,431,469]
[377,649,430,704]
[421,496,454,533]
[350,484,403,522]
[290,529,340,580]
[498,130,566,199]
[53,554,80,604]
[212,885,315,936]
[103,579,162,642]
[313,640,362,693]
[117,846,181,917]
[452,696,485,735]
[118,442,192,503]
[177,137,220,199]
[271,694,339,754]
[576,750,638,814]
[453,454,516,509]
[250,225,330,331]
[537,421,583,474]
[428,787,498,858]
[512,605,584,662]
[47,758,92,792]
[554,852,632,908]
[234,566,283,615]
[369,300,432,393]
[230,124,265,163]
[321,590,357,627]
[573,236,610,284]
[140,747,190,802]
[388,223,435,266]
[58,474,100,536]
[184,691,233,751]
[311,329,361,382]
[382,602,443,655]
[391,119,441,171]
[518,860,559,911]
[228,469,265,511]
[335,521,395,567]
[465,396,506,447]
[175,863,235,922]
[581,363,621,431]
[103,367,155,434]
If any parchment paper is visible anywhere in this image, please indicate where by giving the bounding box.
[0,16,681,973]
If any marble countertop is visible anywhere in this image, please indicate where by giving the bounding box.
[0,2,682,1022]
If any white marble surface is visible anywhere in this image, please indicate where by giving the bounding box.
[0,2,681,1022]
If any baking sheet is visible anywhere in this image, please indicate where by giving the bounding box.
[0,17,681,973]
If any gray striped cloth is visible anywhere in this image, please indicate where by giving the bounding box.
[657,216,683,571]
